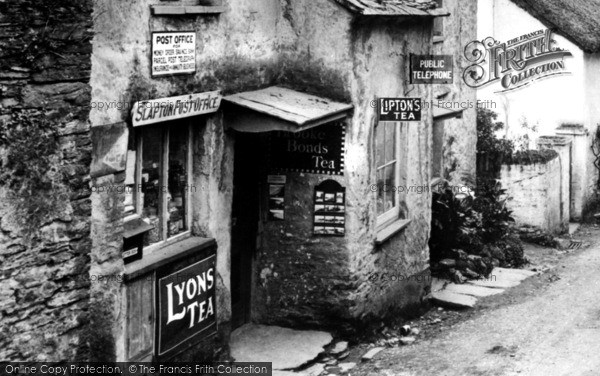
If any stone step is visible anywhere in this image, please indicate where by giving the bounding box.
[230,324,333,370]
[444,283,504,297]
[431,290,477,309]
[466,278,521,289]
[493,267,537,280]
[466,267,536,289]
[361,347,384,361]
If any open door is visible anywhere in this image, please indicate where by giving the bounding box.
[230,132,261,329]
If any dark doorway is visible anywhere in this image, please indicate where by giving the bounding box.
[231,132,261,329]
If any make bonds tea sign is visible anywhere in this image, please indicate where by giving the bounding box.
[269,121,345,175]
[410,55,453,84]
[156,255,217,358]
[152,31,196,77]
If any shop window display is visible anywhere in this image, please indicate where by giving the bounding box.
[124,122,191,247]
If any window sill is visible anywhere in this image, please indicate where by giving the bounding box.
[151,5,226,15]
[433,36,445,44]
[430,176,443,187]
[376,219,412,245]
[124,236,217,282]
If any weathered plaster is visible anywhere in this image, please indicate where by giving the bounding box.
[433,0,478,184]
[500,155,565,233]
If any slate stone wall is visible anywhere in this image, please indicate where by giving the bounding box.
[0,0,94,361]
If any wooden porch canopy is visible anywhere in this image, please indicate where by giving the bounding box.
[432,104,463,121]
[222,86,354,133]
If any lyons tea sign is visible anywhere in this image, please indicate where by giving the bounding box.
[156,255,217,358]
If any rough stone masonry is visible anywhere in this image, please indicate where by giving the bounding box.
[0,0,94,361]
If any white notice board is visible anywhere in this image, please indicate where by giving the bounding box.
[151,31,196,77]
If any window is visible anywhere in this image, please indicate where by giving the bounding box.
[124,121,193,247]
[431,119,445,179]
[375,121,407,228]
[433,0,444,42]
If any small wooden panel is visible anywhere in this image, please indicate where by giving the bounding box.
[126,274,154,360]
[124,237,216,282]
[151,5,226,15]
[223,86,353,126]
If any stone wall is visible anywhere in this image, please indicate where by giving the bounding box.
[90,0,293,360]
[433,0,478,184]
[253,4,437,328]
[347,18,434,321]
[538,135,571,226]
[555,124,588,221]
[252,0,354,329]
[583,53,600,220]
[0,0,93,361]
[500,151,566,233]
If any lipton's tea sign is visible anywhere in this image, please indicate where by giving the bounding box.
[463,29,573,92]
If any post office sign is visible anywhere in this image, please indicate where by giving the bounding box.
[152,31,196,77]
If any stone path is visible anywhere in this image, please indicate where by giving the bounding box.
[230,324,333,370]
[235,267,539,375]
[431,267,538,309]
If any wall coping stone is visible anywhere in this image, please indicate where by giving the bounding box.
[124,236,216,282]
[151,5,226,15]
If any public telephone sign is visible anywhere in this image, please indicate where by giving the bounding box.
[410,55,453,84]
[156,255,217,358]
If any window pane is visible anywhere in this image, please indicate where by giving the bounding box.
[385,123,396,163]
[124,134,137,216]
[168,125,188,238]
[384,164,396,212]
[376,168,385,215]
[375,124,385,167]
[141,127,163,246]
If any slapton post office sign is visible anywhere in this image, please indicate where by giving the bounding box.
[152,31,196,77]
[410,55,453,84]
[132,91,221,127]
[378,98,422,121]
[269,121,345,175]
[156,254,217,359]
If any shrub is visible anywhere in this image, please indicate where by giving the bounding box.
[430,108,527,274]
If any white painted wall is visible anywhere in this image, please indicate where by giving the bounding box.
[476,0,585,143]
[500,156,566,233]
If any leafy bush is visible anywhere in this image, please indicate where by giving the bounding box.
[430,181,482,263]
[473,177,514,243]
[430,108,526,272]
[476,108,515,178]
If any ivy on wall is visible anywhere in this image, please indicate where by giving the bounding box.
[0,111,68,234]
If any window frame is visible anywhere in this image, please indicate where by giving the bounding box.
[124,121,194,252]
[375,121,403,229]
[431,118,445,181]
[432,0,444,42]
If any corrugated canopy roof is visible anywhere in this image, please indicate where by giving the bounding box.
[333,0,449,17]
[223,86,353,133]
[509,0,600,53]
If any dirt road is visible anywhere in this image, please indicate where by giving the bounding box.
[354,228,600,376]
